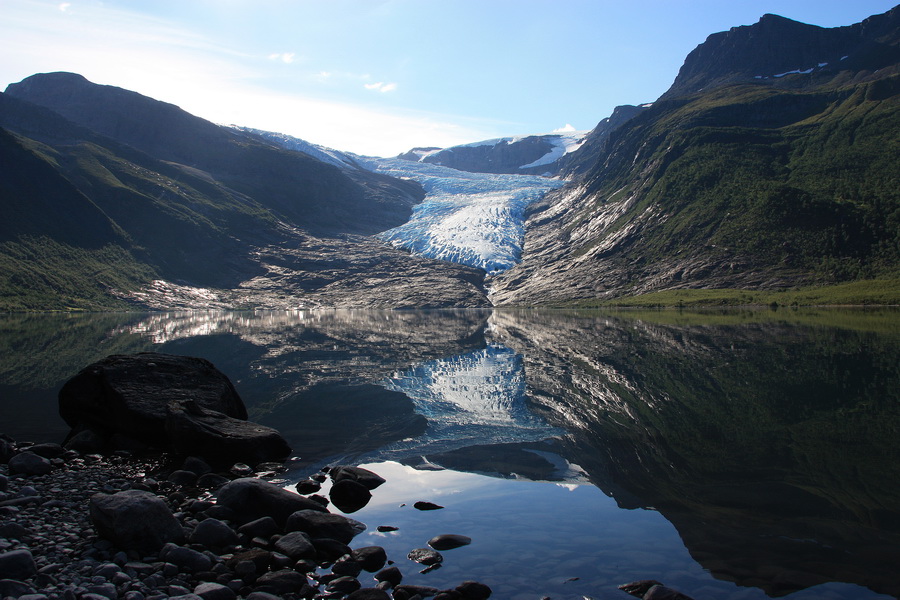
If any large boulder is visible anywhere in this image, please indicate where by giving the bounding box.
[59,352,246,442]
[285,509,366,544]
[215,478,328,527]
[166,401,291,467]
[89,490,185,553]
[58,353,291,465]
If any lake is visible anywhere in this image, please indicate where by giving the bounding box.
[2,308,899,600]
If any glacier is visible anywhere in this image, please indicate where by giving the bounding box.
[358,156,566,274]
[235,126,568,275]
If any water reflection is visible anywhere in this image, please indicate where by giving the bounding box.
[1,308,899,599]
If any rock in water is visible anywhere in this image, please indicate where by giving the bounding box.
[58,352,291,465]
[89,490,185,553]
[329,479,372,513]
[330,465,386,490]
[284,509,367,544]
[428,534,471,550]
[215,478,328,527]
[407,548,443,566]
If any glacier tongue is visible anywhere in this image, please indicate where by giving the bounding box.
[359,157,566,274]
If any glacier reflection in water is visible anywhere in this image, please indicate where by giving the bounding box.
[378,344,560,458]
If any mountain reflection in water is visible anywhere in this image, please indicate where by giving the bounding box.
[1,308,898,599]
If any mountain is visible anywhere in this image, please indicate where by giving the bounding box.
[397,130,590,176]
[490,6,900,305]
[0,73,489,310]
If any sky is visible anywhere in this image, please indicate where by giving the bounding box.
[2,0,897,157]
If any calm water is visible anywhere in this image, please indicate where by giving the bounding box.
[1,308,899,600]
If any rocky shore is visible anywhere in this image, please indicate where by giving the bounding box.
[0,437,493,600]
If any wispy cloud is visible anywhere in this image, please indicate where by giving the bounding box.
[552,123,576,133]
[268,52,296,64]
[58,3,71,12]
[364,81,397,93]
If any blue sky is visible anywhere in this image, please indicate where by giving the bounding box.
[2,0,897,156]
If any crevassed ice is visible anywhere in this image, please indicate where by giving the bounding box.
[359,157,566,274]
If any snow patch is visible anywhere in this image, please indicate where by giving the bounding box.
[230,126,359,170]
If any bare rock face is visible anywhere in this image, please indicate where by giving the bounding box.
[58,352,291,465]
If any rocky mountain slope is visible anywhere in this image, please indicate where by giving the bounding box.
[490,6,900,305]
[0,73,489,310]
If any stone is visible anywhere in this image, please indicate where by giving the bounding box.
[165,402,291,467]
[225,548,271,573]
[197,473,231,490]
[8,452,52,476]
[427,534,471,551]
[347,589,391,600]
[294,479,320,495]
[311,538,351,562]
[193,582,237,600]
[58,353,247,445]
[0,579,35,598]
[273,531,316,560]
[284,509,365,544]
[254,570,310,595]
[182,457,212,476]
[0,474,7,492]
[413,501,443,511]
[643,584,696,600]
[86,583,117,600]
[455,581,492,599]
[0,522,31,540]
[189,518,238,550]
[329,479,372,513]
[245,593,281,600]
[329,466,386,490]
[407,548,442,566]
[26,443,65,458]
[374,565,402,587]
[167,470,198,487]
[332,557,363,577]
[394,585,441,598]
[214,478,327,527]
[327,576,361,594]
[63,429,106,453]
[89,490,185,553]
[376,525,398,533]
[350,546,387,572]
[0,549,37,580]
[161,545,214,572]
[0,439,14,463]
[237,517,280,540]
[619,580,664,598]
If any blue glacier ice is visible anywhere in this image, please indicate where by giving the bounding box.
[358,157,566,274]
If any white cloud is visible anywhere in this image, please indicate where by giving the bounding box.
[552,123,576,133]
[268,52,296,64]
[58,3,71,12]
[364,81,397,93]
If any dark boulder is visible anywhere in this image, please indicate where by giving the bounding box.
[26,442,65,458]
[89,490,185,553]
[284,509,366,544]
[59,353,246,443]
[0,436,15,463]
[165,401,291,467]
[254,570,311,595]
[194,582,237,600]
[643,584,696,600]
[347,589,391,600]
[374,565,403,587]
[413,501,443,511]
[455,581,492,599]
[8,452,51,476]
[330,465,386,490]
[161,544,214,572]
[0,549,37,580]
[237,517,280,540]
[312,538,352,562]
[350,546,387,572]
[394,585,441,598]
[295,479,321,495]
[619,580,664,598]
[188,518,238,550]
[427,534,471,551]
[329,479,372,513]
[215,478,327,527]
[327,576,362,594]
[273,531,316,560]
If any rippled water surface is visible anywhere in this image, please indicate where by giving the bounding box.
[2,308,899,600]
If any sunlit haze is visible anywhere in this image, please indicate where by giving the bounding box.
[2,0,897,156]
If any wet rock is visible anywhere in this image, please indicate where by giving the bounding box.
[254,570,310,595]
[329,479,372,513]
[189,518,239,550]
[245,593,280,600]
[413,501,443,511]
[182,457,212,476]
[294,479,321,495]
[351,546,387,572]
[237,516,280,540]
[273,531,316,560]
[376,525,398,533]
[374,565,403,587]
[225,548,271,573]
[193,581,237,600]
[89,490,185,553]
[427,535,471,551]
[332,556,363,577]
[312,538,352,562]
[347,589,391,600]
[165,402,291,467]
[328,576,362,594]
[284,509,365,544]
[8,452,52,476]
[394,584,441,598]
[407,548,443,566]
[455,581,492,599]
[0,549,37,579]
[619,580,664,598]
[215,478,327,527]
[643,584,696,600]
[167,470,198,487]
[197,473,231,490]
[26,443,65,458]
[59,353,247,443]
[330,466,386,490]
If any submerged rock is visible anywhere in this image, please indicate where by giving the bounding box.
[407,548,443,566]
[428,534,472,551]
